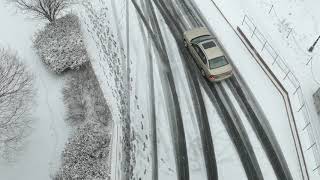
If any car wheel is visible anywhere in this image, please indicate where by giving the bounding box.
[201,69,206,77]
[183,39,188,47]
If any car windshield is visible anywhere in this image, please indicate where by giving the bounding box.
[209,56,229,69]
[202,41,216,49]
[191,35,212,44]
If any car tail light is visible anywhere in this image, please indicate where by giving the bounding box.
[209,75,215,80]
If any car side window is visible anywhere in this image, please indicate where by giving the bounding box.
[192,44,200,53]
[193,45,207,64]
[200,53,207,64]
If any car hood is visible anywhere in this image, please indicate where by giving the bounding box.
[184,27,211,41]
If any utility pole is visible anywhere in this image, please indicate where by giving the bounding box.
[308,35,320,52]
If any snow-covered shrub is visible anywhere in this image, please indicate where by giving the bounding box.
[33,14,89,74]
[63,63,111,126]
[55,63,112,179]
[55,122,111,180]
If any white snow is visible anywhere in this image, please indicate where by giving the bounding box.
[0,3,69,180]
[222,81,277,180]
[157,10,208,180]
[127,4,153,179]
[201,85,247,180]
[192,0,320,179]
[2,0,320,179]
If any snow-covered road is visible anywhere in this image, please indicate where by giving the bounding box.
[126,0,308,179]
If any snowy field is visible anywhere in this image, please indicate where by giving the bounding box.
[0,3,69,180]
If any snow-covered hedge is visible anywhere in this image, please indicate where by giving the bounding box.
[54,122,111,180]
[63,63,111,126]
[33,14,89,74]
[54,63,112,179]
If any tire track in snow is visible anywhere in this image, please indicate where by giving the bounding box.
[226,76,293,180]
[149,1,219,179]
[131,1,189,179]
[141,1,159,179]
[159,1,263,178]
[182,1,294,179]
[183,45,263,180]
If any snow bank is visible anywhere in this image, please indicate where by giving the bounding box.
[33,14,89,74]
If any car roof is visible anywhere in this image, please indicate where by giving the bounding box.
[199,40,224,59]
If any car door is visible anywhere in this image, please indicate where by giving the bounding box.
[191,44,209,71]
[190,44,204,67]
[198,47,209,73]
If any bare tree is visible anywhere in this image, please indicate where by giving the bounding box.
[9,0,72,23]
[0,48,34,161]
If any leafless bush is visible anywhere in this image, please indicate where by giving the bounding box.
[9,0,72,23]
[0,48,34,161]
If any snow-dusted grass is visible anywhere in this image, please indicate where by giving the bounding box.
[55,63,112,179]
[33,14,89,74]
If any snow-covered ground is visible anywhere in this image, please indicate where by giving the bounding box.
[80,0,209,179]
[2,0,320,179]
[158,13,208,180]
[222,81,277,179]
[192,0,320,179]
[0,3,69,180]
[81,0,319,179]
[201,85,247,180]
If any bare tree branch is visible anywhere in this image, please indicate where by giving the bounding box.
[8,0,73,23]
[0,48,34,161]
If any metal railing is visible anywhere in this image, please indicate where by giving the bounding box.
[241,14,320,175]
